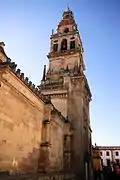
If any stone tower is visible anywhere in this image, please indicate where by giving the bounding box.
[40,8,92,179]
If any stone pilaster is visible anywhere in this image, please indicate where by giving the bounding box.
[63,134,71,172]
[38,119,51,173]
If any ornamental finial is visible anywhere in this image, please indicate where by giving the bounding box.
[0,42,5,48]
[67,5,70,11]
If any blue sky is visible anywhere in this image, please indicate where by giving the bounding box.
[1,0,120,146]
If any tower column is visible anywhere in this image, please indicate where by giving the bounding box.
[58,40,61,51]
[63,134,72,172]
[67,38,70,50]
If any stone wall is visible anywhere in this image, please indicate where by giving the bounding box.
[51,97,67,117]
[41,90,68,117]
[67,76,92,177]
[67,77,84,173]
[0,68,44,173]
[49,53,80,72]
[49,113,64,172]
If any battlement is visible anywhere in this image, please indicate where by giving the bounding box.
[0,60,51,104]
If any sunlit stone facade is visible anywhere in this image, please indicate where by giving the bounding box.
[0,8,92,180]
[40,8,92,179]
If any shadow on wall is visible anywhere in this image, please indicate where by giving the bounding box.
[18,147,40,173]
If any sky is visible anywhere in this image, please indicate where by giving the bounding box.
[0,0,120,146]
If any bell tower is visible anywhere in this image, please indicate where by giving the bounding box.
[40,8,92,179]
[47,8,85,76]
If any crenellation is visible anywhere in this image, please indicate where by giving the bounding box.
[0,59,44,101]
[31,84,36,92]
[9,62,17,72]
[35,88,40,95]
[24,77,29,84]
[16,68,21,77]
[28,81,32,87]
[20,73,24,81]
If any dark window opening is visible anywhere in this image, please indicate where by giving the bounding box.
[101,159,103,166]
[70,41,75,49]
[61,39,67,51]
[53,44,58,52]
[106,151,109,156]
[54,40,58,43]
[106,159,111,166]
[116,151,119,156]
[70,36,75,40]
[100,151,102,156]
[64,28,69,33]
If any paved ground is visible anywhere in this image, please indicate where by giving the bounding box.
[0,173,77,180]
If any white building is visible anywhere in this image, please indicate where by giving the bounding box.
[98,146,120,166]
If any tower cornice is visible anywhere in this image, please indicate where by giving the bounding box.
[47,48,81,59]
[50,30,79,39]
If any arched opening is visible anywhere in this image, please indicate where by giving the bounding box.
[53,44,58,52]
[63,28,69,33]
[70,40,75,49]
[61,39,67,51]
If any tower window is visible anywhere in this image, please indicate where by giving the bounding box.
[106,159,111,166]
[116,151,119,156]
[63,28,69,33]
[53,44,58,52]
[70,36,75,40]
[54,40,58,43]
[101,159,103,166]
[106,151,109,156]
[61,39,67,51]
[70,41,75,49]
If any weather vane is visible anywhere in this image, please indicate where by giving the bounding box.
[67,4,70,11]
